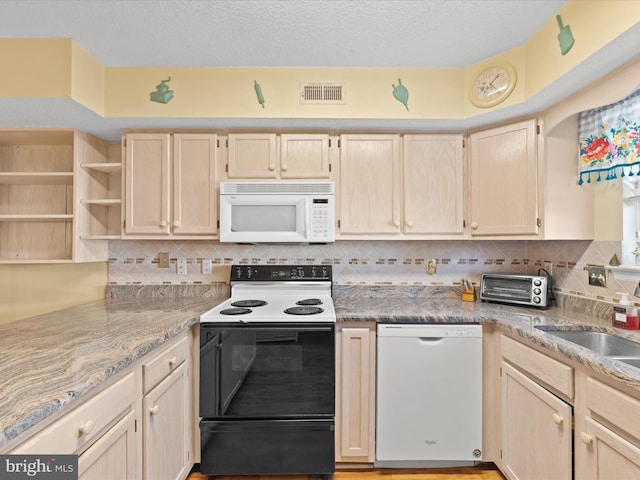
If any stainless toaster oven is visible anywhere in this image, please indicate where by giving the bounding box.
[480,273,552,308]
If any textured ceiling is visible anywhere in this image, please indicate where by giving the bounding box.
[1,0,639,140]
[1,0,567,68]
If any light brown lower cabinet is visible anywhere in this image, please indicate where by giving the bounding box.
[143,362,190,480]
[335,323,376,464]
[78,411,137,480]
[501,333,640,480]
[501,362,572,480]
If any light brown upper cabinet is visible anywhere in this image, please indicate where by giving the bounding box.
[124,133,218,238]
[337,134,402,236]
[337,134,464,238]
[225,133,331,179]
[403,134,464,236]
[468,119,540,237]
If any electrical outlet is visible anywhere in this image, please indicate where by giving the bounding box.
[588,266,607,287]
[202,259,212,275]
[177,258,187,275]
[158,252,170,268]
[425,258,437,275]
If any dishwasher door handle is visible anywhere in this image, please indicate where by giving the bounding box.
[418,337,444,342]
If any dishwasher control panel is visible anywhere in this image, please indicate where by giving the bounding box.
[377,324,482,338]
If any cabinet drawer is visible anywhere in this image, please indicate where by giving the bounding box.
[143,335,189,394]
[502,335,574,399]
[587,377,640,442]
[12,371,135,454]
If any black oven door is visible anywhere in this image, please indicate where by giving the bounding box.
[200,322,335,419]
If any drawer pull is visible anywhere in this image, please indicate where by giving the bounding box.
[552,413,563,425]
[78,420,95,436]
[150,405,160,416]
[168,356,178,367]
[580,432,594,445]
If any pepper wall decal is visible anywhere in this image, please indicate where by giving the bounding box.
[392,79,409,111]
[254,80,265,108]
[150,76,174,104]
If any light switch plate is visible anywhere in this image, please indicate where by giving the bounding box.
[202,259,212,275]
[177,258,187,275]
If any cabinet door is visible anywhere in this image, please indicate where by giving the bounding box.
[226,133,277,178]
[143,362,190,480]
[172,134,218,235]
[403,134,464,235]
[280,133,331,179]
[580,416,640,479]
[124,133,171,235]
[336,326,375,462]
[78,411,137,480]
[501,362,572,480]
[338,134,401,235]
[469,119,539,236]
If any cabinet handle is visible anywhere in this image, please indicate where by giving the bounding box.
[150,405,160,416]
[552,413,563,425]
[580,432,594,445]
[406,220,414,228]
[159,221,167,228]
[172,221,180,228]
[78,420,95,436]
[168,355,178,367]
[281,164,288,172]
[268,165,276,171]
[470,222,479,230]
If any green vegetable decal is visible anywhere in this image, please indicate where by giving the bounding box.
[556,15,575,56]
[392,78,409,111]
[150,76,174,104]
[254,80,265,108]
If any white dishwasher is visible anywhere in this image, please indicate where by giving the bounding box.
[376,323,483,468]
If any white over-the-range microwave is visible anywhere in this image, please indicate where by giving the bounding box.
[219,181,335,243]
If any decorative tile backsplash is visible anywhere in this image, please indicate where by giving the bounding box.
[108,239,634,304]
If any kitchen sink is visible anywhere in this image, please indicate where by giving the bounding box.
[614,357,640,368]
[536,328,640,357]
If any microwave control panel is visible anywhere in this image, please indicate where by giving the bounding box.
[310,198,334,241]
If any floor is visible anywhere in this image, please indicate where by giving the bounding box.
[188,464,506,479]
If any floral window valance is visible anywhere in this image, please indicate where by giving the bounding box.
[579,88,640,185]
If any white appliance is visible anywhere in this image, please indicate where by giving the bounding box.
[219,181,335,243]
[376,324,483,468]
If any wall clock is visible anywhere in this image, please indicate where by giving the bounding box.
[469,62,517,108]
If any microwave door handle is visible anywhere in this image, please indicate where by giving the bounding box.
[304,198,310,238]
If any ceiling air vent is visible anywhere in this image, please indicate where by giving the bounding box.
[299,82,346,105]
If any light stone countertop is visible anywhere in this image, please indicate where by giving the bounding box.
[4,285,640,450]
[0,295,224,449]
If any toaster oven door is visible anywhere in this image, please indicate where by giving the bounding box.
[482,276,533,304]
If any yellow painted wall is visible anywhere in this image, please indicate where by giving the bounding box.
[0,38,71,98]
[106,66,463,119]
[526,1,640,97]
[0,262,107,325]
[71,41,105,116]
[1,1,638,121]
